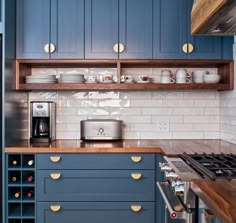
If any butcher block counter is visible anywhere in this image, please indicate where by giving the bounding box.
[5,139,236,155]
[191,179,236,223]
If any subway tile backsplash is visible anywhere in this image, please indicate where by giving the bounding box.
[28,89,220,140]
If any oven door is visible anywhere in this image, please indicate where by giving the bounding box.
[157,182,193,223]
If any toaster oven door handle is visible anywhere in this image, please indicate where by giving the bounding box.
[157,182,192,220]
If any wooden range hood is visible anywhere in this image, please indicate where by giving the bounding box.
[191,0,236,35]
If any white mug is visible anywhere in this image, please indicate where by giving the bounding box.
[193,70,208,83]
[125,75,133,83]
[161,76,175,84]
[176,77,191,83]
[176,69,191,79]
[161,70,172,77]
[138,75,149,82]
[85,75,97,83]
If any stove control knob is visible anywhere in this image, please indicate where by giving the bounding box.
[174,184,184,196]
[165,171,179,179]
[159,163,172,171]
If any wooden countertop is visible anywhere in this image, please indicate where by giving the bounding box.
[191,179,236,223]
[5,139,236,154]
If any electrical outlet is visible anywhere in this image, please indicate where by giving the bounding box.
[156,121,169,132]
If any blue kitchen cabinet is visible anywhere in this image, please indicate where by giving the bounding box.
[37,153,155,170]
[37,169,155,201]
[85,0,118,59]
[16,0,84,59]
[119,0,152,59]
[16,0,50,59]
[153,0,232,59]
[37,202,155,223]
[85,0,152,59]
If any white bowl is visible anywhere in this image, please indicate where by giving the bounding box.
[203,74,220,83]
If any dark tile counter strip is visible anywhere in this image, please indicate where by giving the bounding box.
[191,179,236,223]
[4,139,236,154]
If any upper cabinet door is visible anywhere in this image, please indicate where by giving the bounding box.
[85,0,119,59]
[50,0,84,59]
[186,0,221,60]
[119,0,152,59]
[153,0,188,59]
[16,0,50,59]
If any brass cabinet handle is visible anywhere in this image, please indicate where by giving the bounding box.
[113,43,119,53]
[113,43,125,53]
[50,205,61,212]
[50,173,61,180]
[44,43,50,53]
[131,173,142,180]
[131,156,142,163]
[50,156,61,163]
[50,43,56,53]
[131,205,142,212]
[182,43,188,53]
[119,43,125,53]
[188,43,194,53]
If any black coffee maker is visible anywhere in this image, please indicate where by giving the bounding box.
[30,101,56,142]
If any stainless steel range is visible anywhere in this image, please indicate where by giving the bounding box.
[157,153,236,223]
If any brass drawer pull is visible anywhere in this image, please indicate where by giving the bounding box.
[50,156,61,163]
[50,205,61,212]
[182,43,188,53]
[188,43,194,53]
[131,173,142,180]
[50,173,61,180]
[131,156,142,163]
[131,205,142,212]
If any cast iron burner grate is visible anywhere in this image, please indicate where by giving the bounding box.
[179,153,236,180]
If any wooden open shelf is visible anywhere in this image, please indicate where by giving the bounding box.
[15,59,234,91]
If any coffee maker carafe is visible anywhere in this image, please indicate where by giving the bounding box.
[30,101,56,142]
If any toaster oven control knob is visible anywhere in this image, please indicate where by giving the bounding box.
[98,128,104,133]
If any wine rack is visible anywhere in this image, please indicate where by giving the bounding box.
[7,154,35,223]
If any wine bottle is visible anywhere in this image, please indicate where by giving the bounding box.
[27,175,34,182]
[12,160,18,166]
[11,176,17,182]
[27,190,34,198]
[14,191,21,198]
[27,159,34,166]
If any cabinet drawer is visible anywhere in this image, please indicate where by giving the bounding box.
[37,170,155,201]
[37,154,155,169]
[37,202,155,223]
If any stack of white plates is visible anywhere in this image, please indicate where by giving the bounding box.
[25,75,57,84]
[60,74,85,83]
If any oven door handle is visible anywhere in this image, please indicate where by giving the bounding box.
[157,182,192,220]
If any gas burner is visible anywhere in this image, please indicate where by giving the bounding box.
[180,153,236,180]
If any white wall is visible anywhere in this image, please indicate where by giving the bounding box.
[28,88,220,140]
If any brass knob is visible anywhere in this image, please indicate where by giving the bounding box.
[131,173,142,180]
[131,205,142,212]
[188,43,194,53]
[50,156,61,163]
[119,43,125,53]
[50,205,61,212]
[182,43,188,53]
[44,43,50,53]
[113,43,119,53]
[131,156,142,163]
[50,173,61,180]
[50,43,56,53]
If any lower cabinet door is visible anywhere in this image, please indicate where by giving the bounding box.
[37,202,155,223]
[37,170,155,201]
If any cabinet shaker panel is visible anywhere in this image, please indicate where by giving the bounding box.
[153,0,187,59]
[85,0,119,59]
[119,0,152,59]
[16,0,50,59]
[50,0,84,59]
